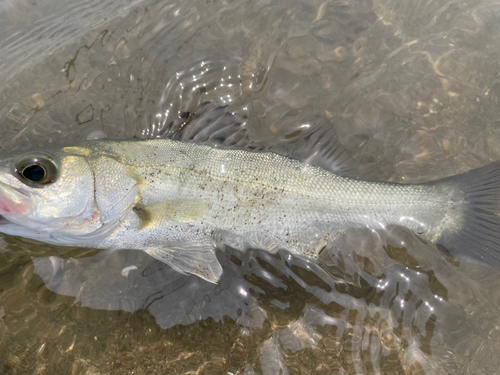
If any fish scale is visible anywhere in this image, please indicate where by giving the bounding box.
[87,139,456,255]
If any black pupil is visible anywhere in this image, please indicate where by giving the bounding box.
[23,165,46,182]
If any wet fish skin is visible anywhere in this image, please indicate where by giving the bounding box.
[0,138,496,282]
[86,139,456,251]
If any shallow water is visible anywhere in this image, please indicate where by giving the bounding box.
[1,0,500,373]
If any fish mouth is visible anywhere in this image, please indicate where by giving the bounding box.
[0,182,34,217]
[0,215,10,225]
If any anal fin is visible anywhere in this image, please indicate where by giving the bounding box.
[145,243,222,284]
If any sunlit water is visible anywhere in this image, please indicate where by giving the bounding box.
[1,0,500,373]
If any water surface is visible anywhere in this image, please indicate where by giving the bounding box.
[1,0,500,373]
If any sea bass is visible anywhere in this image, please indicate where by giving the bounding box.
[0,112,498,283]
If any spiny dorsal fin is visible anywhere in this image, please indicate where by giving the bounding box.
[159,103,248,148]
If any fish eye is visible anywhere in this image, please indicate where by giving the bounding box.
[22,164,46,181]
[15,156,58,186]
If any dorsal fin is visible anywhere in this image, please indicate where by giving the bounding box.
[265,116,357,177]
[159,103,248,148]
[160,104,357,177]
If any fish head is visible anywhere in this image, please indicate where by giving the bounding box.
[0,145,141,245]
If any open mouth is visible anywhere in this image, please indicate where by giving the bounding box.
[0,215,10,225]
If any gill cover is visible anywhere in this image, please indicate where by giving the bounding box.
[89,156,141,224]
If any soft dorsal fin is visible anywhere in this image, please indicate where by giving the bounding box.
[264,116,357,177]
[160,104,358,177]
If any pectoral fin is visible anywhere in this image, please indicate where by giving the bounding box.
[145,243,222,283]
[135,199,210,229]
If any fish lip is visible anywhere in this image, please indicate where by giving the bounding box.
[0,180,35,217]
[0,180,32,198]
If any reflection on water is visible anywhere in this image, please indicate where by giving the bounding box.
[1,0,500,373]
[3,228,500,373]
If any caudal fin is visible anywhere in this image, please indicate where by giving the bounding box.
[436,160,500,267]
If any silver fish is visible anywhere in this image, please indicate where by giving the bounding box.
[0,112,498,282]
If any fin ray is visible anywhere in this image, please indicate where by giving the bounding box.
[435,161,500,267]
[265,116,357,177]
[146,243,222,283]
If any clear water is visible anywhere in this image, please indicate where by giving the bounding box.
[1,0,500,373]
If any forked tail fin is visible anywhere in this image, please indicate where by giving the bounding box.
[436,160,500,267]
